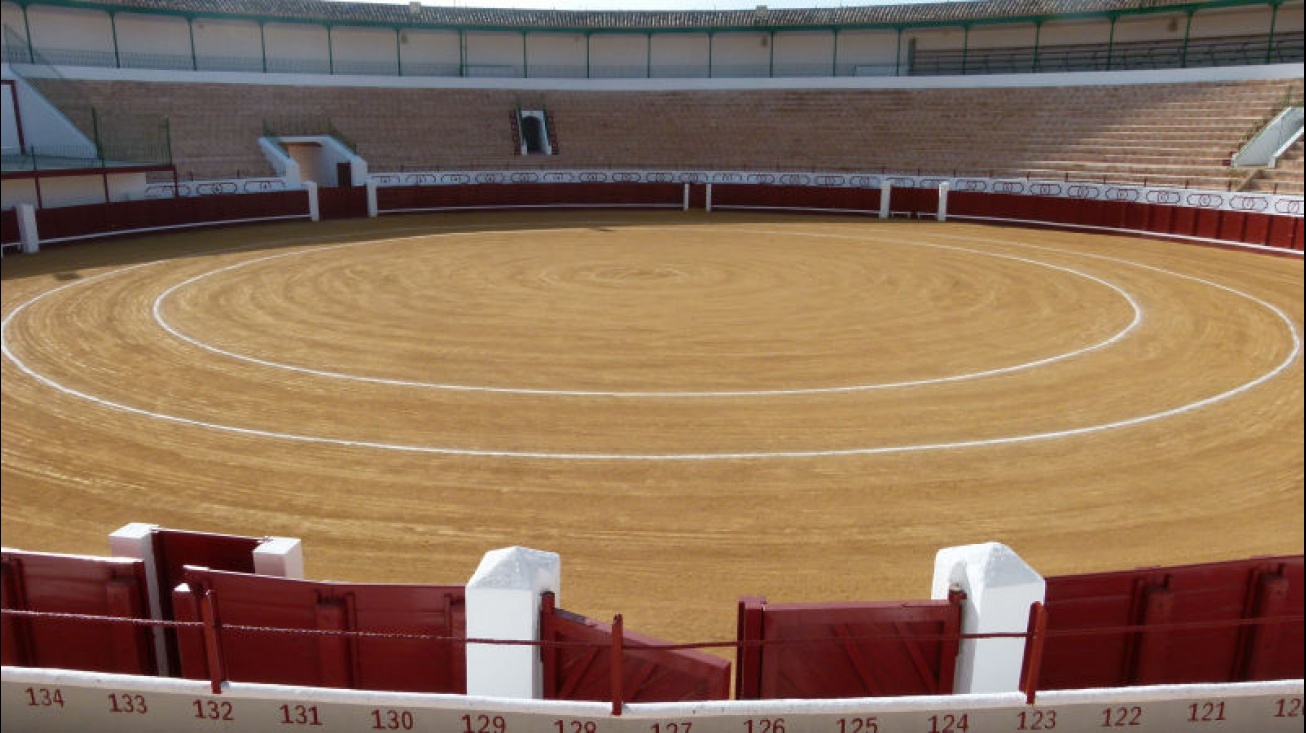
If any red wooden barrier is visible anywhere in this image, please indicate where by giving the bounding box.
[377,183,682,213]
[1,208,19,245]
[734,595,963,699]
[31,192,308,243]
[540,593,730,703]
[711,184,880,213]
[173,567,466,693]
[318,187,368,220]
[0,550,156,675]
[1040,555,1303,689]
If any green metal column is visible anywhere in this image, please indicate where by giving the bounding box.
[1265,0,1280,64]
[395,27,402,76]
[188,17,197,71]
[831,28,838,76]
[1105,15,1116,71]
[327,23,334,74]
[768,31,775,77]
[1179,10,1193,68]
[459,28,466,77]
[522,31,528,77]
[708,31,714,78]
[259,21,267,72]
[961,24,969,75]
[22,4,35,62]
[586,32,591,78]
[895,27,903,76]
[109,12,120,68]
[646,32,652,78]
[1031,20,1041,72]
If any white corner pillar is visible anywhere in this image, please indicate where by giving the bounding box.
[682,183,690,211]
[17,203,39,254]
[931,542,1045,694]
[879,181,891,219]
[466,546,561,699]
[704,183,713,212]
[304,181,320,222]
[253,536,304,578]
[365,179,378,218]
[108,523,169,675]
[937,181,950,222]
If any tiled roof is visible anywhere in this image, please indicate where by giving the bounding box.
[71,0,1225,29]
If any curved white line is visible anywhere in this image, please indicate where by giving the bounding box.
[2,225,1299,460]
[151,229,1144,398]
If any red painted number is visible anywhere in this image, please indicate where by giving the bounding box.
[1017,710,1057,730]
[463,714,507,733]
[1274,695,1306,716]
[108,693,148,714]
[193,699,235,721]
[837,718,879,733]
[371,709,415,730]
[24,687,65,708]
[1187,701,1226,723]
[279,704,322,726]
[929,713,970,732]
[651,723,693,733]
[745,720,786,733]
[555,721,596,733]
[1100,707,1142,727]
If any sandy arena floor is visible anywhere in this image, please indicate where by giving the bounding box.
[2,210,1302,650]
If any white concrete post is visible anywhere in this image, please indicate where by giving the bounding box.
[931,542,1045,694]
[937,181,950,222]
[108,523,169,675]
[252,537,304,579]
[304,181,320,222]
[17,203,39,254]
[465,546,561,699]
[682,183,690,211]
[365,179,378,218]
[879,181,892,219]
[705,183,713,212]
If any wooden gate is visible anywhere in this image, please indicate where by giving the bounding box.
[540,593,730,703]
[735,595,963,699]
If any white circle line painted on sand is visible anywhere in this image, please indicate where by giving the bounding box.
[2,223,1300,460]
[150,227,1144,398]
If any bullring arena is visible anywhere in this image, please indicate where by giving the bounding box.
[2,0,1305,729]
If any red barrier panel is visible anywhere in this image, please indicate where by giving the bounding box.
[377,183,682,212]
[318,187,368,220]
[173,568,466,693]
[32,192,308,244]
[1266,215,1303,250]
[540,593,729,703]
[1040,555,1303,690]
[1193,207,1223,240]
[1218,210,1249,242]
[711,184,879,213]
[735,595,962,699]
[0,550,155,675]
[1,208,18,245]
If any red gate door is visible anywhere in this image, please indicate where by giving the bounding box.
[736,595,963,699]
[540,593,730,702]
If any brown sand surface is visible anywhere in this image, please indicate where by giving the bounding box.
[2,211,1302,652]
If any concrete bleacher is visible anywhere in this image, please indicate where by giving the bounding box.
[27,77,1299,193]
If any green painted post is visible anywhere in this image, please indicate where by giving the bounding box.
[327,24,334,74]
[522,31,528,77]
[188,17,197,70]
[260,21,267,72]
[395,27,402,76]
[22,4,35,63]
[1105,15,1116,71]
[895,27,903,76]
[768,30,775,77]
[1265,1,1279,64]
[1032,20,1041,72]
[110,12,120,68]
[1180,11,1193,68]
[961,24,969,75]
